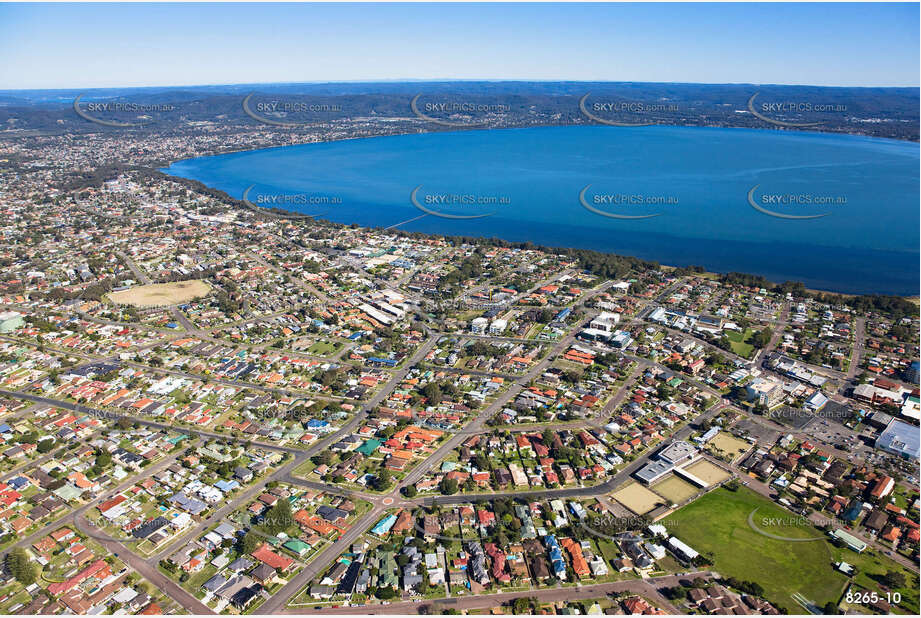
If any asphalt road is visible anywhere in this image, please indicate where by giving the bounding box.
[279,570,717,614]
[0,436,198,564]
[75,511,215,614]
[3,271,912,614]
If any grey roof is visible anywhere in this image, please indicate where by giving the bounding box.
[249,563,276,581]
[635,459,674,484]
[877,419,920,459]
[317,505,348,521]
[227,557,255,573]
[202,574,228,593]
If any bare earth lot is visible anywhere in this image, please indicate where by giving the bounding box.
[651,475,700,504]
[708,433,751,462]
[107,280,211,308]
[682,459,731,486]
[611,482,666,515]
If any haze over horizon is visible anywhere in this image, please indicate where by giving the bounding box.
[1,2,918,90]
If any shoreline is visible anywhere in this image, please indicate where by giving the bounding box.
[157,174,919,300]
[154,127,919,302]
[166,166,920,302]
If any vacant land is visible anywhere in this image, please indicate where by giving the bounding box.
[651,475,699,504]
[306,340,340,356]
[107,280,211,307]
[611,482,666,515]
[725,328,755,358]
[682,459,731,486]
[708,433,751,462]
[668,487,847,612]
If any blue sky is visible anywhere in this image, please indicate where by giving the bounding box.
[0,2,917,89]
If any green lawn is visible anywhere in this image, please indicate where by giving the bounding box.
[725,329,755,358]
[840,549,919,614]
[667,487,847,612]
[307,340,339,356]
[668,488,920,613]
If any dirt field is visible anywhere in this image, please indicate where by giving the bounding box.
[612,482,667,515]
[708,433,751,462]
[107,280,211,308]
[651,475,700,504]
[682,459,731,486]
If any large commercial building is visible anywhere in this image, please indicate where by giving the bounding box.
[0,311,24,334]
[635,441,700,485]
[876,419,920,460]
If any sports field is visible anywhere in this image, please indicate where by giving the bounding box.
[107,280,211,308]
[651,475,699,504]
[682,459,731,486]
[667,486,847,612]
[611,482,665,515]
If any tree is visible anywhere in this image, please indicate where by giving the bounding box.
[37,438,55,454]
[91,449,113,476]
[319,369,340,387]
[512,597,532,614]
[262,499,293,535]
[750,327,773,349]
[662,586,686,600]
[371,469,392,492]
[403,485,418,498]
[439,477,458,495]
[421,382,443,406]
[882,570,906,589]
[311,450,334,467]
[241,530,262,555]
[6,548,36,585]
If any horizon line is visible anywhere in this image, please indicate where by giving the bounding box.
[2,78,919,93]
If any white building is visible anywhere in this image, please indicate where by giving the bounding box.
[489,319,507,335]
[668,536,699,561]
[589,311,620,333]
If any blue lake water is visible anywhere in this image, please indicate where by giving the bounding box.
[162,125,919,295]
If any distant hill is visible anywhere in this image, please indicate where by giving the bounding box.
[0,80,916,140]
